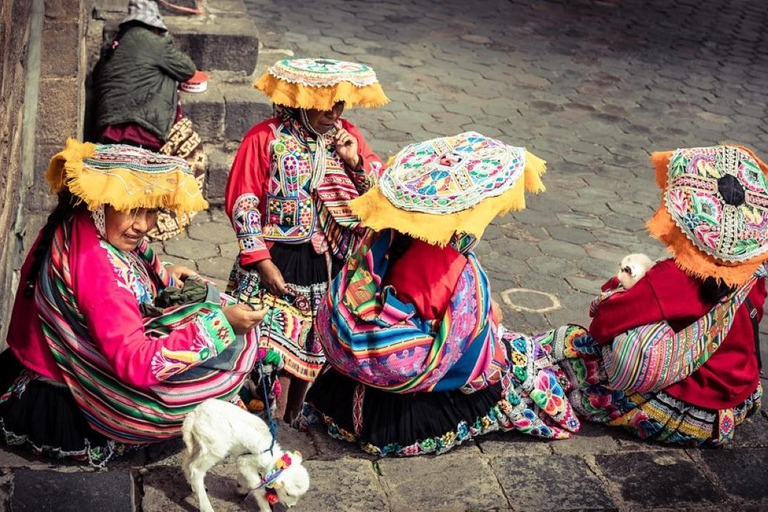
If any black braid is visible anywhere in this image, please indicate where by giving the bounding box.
[699,276,736,304]
[23,191,83,298]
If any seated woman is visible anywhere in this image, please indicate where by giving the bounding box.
[300,132,581,456]
[92,0,204,241]
[548,145,767,445]
[0,140,265,466]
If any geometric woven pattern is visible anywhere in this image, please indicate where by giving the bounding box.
[665,145,768,263]
[268,58,380,87]
[379,132,527,214]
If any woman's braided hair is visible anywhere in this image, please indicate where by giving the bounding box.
[23,191,84,298]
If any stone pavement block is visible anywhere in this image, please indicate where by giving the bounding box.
[701,448,768,501]
[142,462,245,511]
[379,446,508,511]
[493,454,615,511]
[594,452,723,508]
[187,221,236,245]
[551,422,621,456]
[526,255,579,277]
[168,17,259,73]
[164,237,218,260]
[477,431,553,458]
[0,447,51,469]
[197,257,234,281]
[205,145,236,204]
[538,239,587,260]
[291,458,388,512]
[13,469,133,512]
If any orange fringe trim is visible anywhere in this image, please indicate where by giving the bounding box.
[254,73,389,111]
[646,146,768,287]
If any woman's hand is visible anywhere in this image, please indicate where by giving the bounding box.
[255,259,290,296]
[223,303,268,335]
[165,264,197,284]
[491,299,504,323]
[334,128,361,169]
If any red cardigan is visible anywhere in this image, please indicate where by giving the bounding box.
[590,259,765,409]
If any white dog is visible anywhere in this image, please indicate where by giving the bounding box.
[617,253,654,289]
[182,398,310,512]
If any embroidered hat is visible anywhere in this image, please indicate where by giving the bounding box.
[350,131,546,247]
[254,58,389,111]
[120,0,168,31]
[47,139,208,216]
[647,144,768,286]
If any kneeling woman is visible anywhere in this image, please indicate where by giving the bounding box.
[301,133,581,456]
[549,145,767,445]
[0,141,265,465]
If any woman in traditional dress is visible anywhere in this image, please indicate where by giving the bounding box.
[0,140,265,466]
[300,132,581,456]
[225,58,387,422]
[547,145,767,445]
[92,0,206,241]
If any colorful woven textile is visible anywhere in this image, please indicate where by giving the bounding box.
[543,325,762,446]
[601,270,761,393]
[647,145,768,287]
[35,219,257,443]
[147,117,206,241]
[254,58,389,111]
[316,229,502,393]
[350,132,546,246]
[47,139,208,216]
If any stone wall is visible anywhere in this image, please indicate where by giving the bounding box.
[0,0,35,348]
[0,0,90,348]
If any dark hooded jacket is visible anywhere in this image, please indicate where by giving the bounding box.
[93,24,195,140]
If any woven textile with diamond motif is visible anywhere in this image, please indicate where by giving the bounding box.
[350,131,547,247]
[254,58,389,111]
[647,145,768,287]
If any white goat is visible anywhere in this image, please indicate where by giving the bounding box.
[181,398,310,512]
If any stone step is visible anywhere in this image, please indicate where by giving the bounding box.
[204,142,239,206]
[181,79,272,144]
[94,0,258,74]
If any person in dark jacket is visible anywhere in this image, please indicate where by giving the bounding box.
[94,0,195,148]
[92,0,206,241]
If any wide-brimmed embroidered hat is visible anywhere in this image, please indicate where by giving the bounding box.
[47,139,208,216]
[647,144,768,286]
[120,0,167,31]
[254,58,389,111]
[350,131,546,247]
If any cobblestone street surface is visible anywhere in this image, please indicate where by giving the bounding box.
[4,0,768,511]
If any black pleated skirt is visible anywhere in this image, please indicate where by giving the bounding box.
[0,350,125,466]
[303,366,507,456]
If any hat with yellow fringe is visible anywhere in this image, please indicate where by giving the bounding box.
[350,131,546,247]
[47,139,208,216]
[647,144,768,287]
[254,58,389,111]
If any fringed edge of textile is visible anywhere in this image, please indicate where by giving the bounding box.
[254,73,390,110]
[646,148,767,288]
[46,138,209,216]
[350,151,546,247]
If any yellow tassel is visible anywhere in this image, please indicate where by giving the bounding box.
[45,138,208,216]
[254,73,390,111]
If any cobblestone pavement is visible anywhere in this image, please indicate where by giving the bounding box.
[4,0,768,511]
[148,0,768,510]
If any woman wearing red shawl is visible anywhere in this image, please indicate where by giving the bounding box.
[547,145,767,445]
[225,58,387,422]
[300,133,581,456]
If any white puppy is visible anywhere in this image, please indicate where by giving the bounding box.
[182,399,310,512]
[617,253,654,289]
